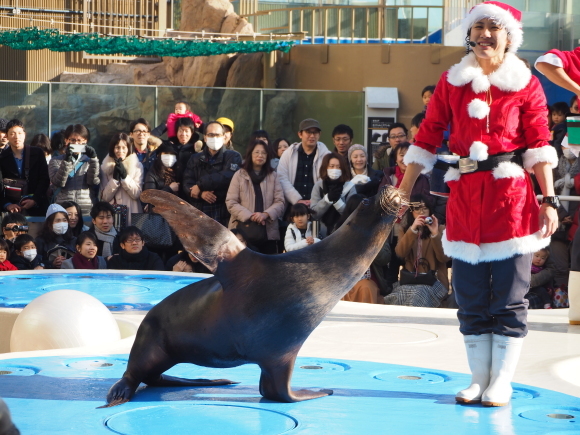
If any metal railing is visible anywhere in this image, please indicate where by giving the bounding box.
[239,4,444,44]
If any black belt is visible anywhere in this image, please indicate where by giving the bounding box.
[434,151,524,174]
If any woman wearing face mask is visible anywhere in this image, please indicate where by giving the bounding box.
[61,231,107,269]
[34,204,76,269]
[100,133,144,224]
[310,152,357,238]
[143,144,182,197]
[226,140,285,254]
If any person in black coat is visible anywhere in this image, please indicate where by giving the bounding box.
[0,119,50,216]
[87,201,121,258]
[106,226,164,271]
[182,121,242,227]
[143,143,182,197]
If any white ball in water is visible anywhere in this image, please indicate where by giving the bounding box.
[10,289,121,352]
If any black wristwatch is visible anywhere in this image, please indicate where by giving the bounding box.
[542,196,560,209]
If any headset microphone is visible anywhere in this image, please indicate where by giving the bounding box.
[469,41,477,47]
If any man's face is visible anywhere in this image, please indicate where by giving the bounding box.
[130,123,150,148]
[0,131,8,147]
[7,126,25,150]
[93,211,114,232]
[333,133,352,154]
[298,128,320,148]
[388,127,407,148]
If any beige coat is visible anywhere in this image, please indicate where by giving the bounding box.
[226,169,285,240]
[100,153,144,222]
[395,224,450,290]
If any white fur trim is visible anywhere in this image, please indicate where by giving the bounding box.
[447,53,531,93]
[469,141,489,161]
[467,99,490,119]
[442,230,549,264]
[403,145,437,174]
[492,161,525,179]
[462,3,523,53]
[522,146,559,170]
[444,167,461,183]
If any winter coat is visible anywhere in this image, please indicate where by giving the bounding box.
[277,142,331,204]
[0,145,50,216]
[310,179,357,237]
[143,167,180,197]
[284,222,321,252]
[9,252,44,270]
[182,147,242,206]
[99,153,144,221]
[35,234,77,269]
[49,154,99,215]
[406,52,558,264]
[107,247,164,271]
[394,224,450,290]
[226,169,285,240]
[61,256,107,269]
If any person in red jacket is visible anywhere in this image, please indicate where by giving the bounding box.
[399,2,558,408]
[0,239,18,271]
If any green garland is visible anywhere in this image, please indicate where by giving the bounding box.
[0,27,293,57]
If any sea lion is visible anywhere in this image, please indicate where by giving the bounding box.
[102,186,402,407]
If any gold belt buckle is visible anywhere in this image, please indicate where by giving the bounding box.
[458,157,478,174]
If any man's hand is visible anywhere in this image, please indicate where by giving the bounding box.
[539,204,558,238]
[20,199,36,210]
[6,204,21,213]
[201,191,217,204]
[297,199,310,207]
[190,185,201,198]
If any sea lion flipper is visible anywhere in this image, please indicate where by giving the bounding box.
[259,358,333,403]
[140,189,244,272]
[146,374,239,387]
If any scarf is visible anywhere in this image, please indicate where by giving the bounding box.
[351,166,368,178]
[94,226,117,257]
[114,248,150,270]
[249,170,266,213]
[163,167,177,187]
[71,252,99,269]
[395,165,405,188]
[321,179,345,233]
[531,264,544,274]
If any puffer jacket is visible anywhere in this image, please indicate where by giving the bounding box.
[225,169,285,240]
[49,154,100,215]
[100,153,144,221]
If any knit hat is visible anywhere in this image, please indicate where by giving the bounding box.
[46,203,68,219]
[462,1,523,53]
[347,144,367,163]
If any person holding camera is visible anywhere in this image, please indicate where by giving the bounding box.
[385,195,449,307]
[49,124,100,215]
[399,2,558,407]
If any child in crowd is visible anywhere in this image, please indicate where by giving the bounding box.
[9,234,44,270]
[527,248,554,309]
[284,203,321,252]
[549,101,569,146]
[0,239,17,271]
[2,213,28,254]
[408,112,425,144]
[154,101,202,139]
[421,85,435,113]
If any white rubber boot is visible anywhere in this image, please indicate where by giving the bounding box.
[481,335,523,407]
[569,271,580,325]
[455,334,492,404]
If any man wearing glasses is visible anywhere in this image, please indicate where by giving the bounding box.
[129,118,161,173]
[183,121,242,227]
[372,122,409,171]
[277,118,330,207]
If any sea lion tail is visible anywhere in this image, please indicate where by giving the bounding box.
[146,374,239,387]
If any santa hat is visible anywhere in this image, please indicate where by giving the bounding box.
[462,1,523,53]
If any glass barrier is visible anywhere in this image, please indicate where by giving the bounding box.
[49,83,157,159]
[0,81,50,142]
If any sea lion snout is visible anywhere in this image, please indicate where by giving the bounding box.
[379,185,403,215]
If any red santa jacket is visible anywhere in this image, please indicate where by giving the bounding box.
[405,52,558,264]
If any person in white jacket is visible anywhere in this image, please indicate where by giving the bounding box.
[277,118,330,207]
[99,133,144,225]
[284,203,321,252]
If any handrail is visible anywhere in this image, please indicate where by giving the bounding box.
[240,4,444,45]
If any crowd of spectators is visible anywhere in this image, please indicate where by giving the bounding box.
[0,84,576,309]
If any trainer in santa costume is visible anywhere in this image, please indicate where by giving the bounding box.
[399,1,559,407]
[535,39,580,326]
